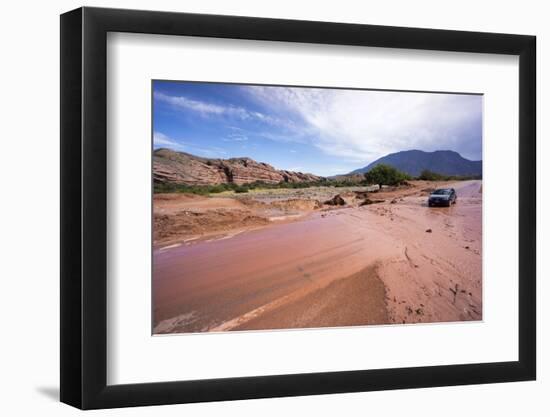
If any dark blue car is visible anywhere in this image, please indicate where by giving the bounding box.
[428,188,457,207]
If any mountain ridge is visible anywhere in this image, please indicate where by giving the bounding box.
[350,150,482,177]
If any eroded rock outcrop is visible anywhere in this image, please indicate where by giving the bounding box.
[153,149,321,185]
[324,194,346,206]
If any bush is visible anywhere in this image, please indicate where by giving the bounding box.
[154,175,386,195]
[418,169,482,181]
[418,169,444,181]
[364,164,410,187]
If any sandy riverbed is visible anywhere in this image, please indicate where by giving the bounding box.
[153,180,482,334]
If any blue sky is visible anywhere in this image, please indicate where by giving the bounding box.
[153,81,482,176]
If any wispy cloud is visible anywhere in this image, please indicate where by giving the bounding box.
[156,91,272,124]
[154,91,309,137]
[153,131,186,151]
[153,131,227,158]
[222,133,248,142]
[243,86,482,163]
[154,91,247,118]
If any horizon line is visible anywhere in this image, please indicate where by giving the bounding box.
[153,146,483,177]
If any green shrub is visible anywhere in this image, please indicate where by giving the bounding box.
[154,175,392,195]
[364,164,410,187]
[417,169,482,181]
[418,169,444,181]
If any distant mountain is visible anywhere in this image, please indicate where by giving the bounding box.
[153,148,322,186]
[350,150,482,177]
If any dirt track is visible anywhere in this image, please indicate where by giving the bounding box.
[153,180,482,334]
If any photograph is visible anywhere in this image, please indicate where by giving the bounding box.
[152,80,483,335]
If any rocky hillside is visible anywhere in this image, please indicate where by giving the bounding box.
[350,150,482,177]
[153,148,322,186]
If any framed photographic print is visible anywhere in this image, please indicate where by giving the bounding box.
[60,7,536,409]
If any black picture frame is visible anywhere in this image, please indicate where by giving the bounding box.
[60,6,536,410]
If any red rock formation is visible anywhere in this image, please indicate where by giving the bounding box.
[153,149,322,185]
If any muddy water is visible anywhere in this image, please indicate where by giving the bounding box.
[153,180,482,333]
[153,209,396,333]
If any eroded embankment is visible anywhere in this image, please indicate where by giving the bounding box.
[228,263,389,331]
[154,263,389,334]
[153,193,326,247]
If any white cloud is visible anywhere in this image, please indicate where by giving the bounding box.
[154,91,247,118]
[244,86,482,163]
[154,131,228,158]
[155,91,275,124]
[153,131,185,151]
[222,133,248,142]
[155,91,308,136]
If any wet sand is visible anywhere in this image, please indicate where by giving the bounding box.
[153,180,482,334]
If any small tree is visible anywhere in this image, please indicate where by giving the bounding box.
[364,164,409,188]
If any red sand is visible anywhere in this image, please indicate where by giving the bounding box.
[153,180,482,333]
